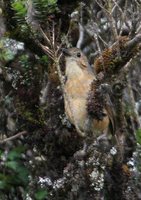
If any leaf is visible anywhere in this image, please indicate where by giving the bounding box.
[7,151,21,161]
[40,55,48,65]
[5,161,29,186]
[35,189,48,200]
[12,1,27,16]
[5,161,19,171]
[48,0,57,5]
[136,128,141,145]
[32,0,58,21]
[7,146,26,160]
[16,165,29,185]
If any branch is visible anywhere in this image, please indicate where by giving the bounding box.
[0,131,28,144]
[126,34,141,50]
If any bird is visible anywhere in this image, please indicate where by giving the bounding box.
[62,47,110,138]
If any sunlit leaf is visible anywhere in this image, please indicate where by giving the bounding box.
[136,128,141,145]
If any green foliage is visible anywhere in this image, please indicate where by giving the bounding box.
[33,0,58,20]
[40,55,48,65]
[11,0,58,24]
[0,146,29,191]
[11,0,30,36]
[35,188,48,200]
[0,48,14,62]
[0,39,15,62]
[19,54,29,68]
[7,146,26,160]
[136,128,141,145]
[10,0,59,40]
[17,102,46,127]
[11,0,27,23]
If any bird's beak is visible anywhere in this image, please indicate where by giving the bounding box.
[62,48,71,56]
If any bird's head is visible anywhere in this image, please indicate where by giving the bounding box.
[62,48,89,78]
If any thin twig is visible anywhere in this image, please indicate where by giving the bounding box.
[38,43,54,60]
[119,0,128,36]
[98,34,108,47]
[94,33,106,74]
[111,0,128,36]
[39,27,51,44]
[52,21,55,50]
[95,0,118,40]
[56,20,72,54]
[126,34,141,50]
[0,131,28,144]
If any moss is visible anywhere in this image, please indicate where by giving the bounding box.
[94,36,138,76]
[16,101,47,127]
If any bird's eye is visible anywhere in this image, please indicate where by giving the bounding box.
[77,52,81,57]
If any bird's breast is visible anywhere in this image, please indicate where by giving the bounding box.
[64,75,92,132]
[65,76,92,98]
[64,73,109,137]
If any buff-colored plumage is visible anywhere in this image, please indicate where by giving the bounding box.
[63,48,109,137]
